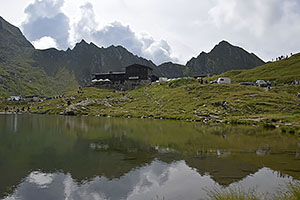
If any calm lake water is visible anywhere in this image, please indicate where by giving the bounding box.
[0,114,299,200]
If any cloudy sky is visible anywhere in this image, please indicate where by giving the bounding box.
[1,0,300,65]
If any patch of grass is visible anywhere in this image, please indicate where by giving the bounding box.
[27,78,300,130]
[276,182,300,200]
[206,187,261,200]
[0,56,79,97]
[208,53,300,84]
[206,182,300,200]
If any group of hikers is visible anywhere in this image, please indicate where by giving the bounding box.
[266,80,276,88]
[291,80,300,85]
[197,77,208,84]
[272,53,293,62]
[77,87,84,95]
[265,80,277,91]
[4,106,30,114]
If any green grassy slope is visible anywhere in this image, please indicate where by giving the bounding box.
[186,41,265,76]
[0,16,79,97]
[27,78,300,129]
[5,51,300,128]
[0,57,79,97]
[214,53,300,83]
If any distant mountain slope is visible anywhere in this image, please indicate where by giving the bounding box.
[0,16,78,96]
[0,16,158,95]
[216,52,300,83]
[32,40,157,85]
[156,62,188,78]
[0,59,78,97]
[186,41,265,76]
[0,16,270,96]
[0,16,34,63]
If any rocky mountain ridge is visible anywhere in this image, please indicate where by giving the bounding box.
[185,40,265,76]
[0,16,34,63]
[32,39,157,85]
[0,16,266,95]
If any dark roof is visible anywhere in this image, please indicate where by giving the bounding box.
[93,72,125,75]
[126,64,153,70]
[191,75,207,78]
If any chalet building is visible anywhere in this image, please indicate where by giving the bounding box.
[125,64,153,80]
[92,64,155,90]
[94,72,126,83]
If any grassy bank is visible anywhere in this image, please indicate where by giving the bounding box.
[211,52,300,84]
[0,57,79,97]
[14,77,298,131]
[207,182,300,200]
[2,53,300,130]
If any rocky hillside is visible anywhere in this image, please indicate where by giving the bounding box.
[215,52,300,84]
[32,40,157,86]
[0,16,34,63]
[0,16,157,95]
[0,16,268,96]
[186,41,265,76]
[156,62,188,78]
[0,17,78,97]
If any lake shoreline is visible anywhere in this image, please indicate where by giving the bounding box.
[1,80,300,135]
[2,110,299,136]
[0,114,299,199]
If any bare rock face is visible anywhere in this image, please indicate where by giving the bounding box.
[0,16,34,63]
[156,62,188,78]
[155,41,265,78]
[32,40,157,86]
[0,15,267,95]
[186,41,265,76]
[0,16,157,87]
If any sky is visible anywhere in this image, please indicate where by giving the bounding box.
[1,0,300,65]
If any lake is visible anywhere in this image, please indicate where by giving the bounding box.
[0,114,299,200]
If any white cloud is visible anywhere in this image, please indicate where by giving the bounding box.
[10,0,299,64]
[19,0,178,65]
[27,171,54,188]
[32,36,58,49]
[22,0,70,49]
[141,37,177,65]
[207,0,300,60]
[209,0,285,37]
[70,2,178,65]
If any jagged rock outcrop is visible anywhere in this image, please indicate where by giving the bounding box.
[155,62,188,78]
[0,16,34,63]
[0,16,267,95]
[186,40,265,76]
[32,40,157,85]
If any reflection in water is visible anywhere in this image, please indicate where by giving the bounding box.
[28,172,54,188]
[3,161,296,200]
[0,114,299,199]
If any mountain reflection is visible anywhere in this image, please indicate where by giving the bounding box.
[0,114,299,199]
[3,161,295,200]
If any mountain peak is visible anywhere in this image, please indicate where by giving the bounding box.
[0,16,24,36]
[73,39,90,50]
[186,40,265,76]
[80,39,88,44]
[0,16,15,32]
[218,40,231,46]
[76,39,89,46]
[211,40,234,52]
[0,16,34,63]
[0,16,6,24]
[0,16,33,47]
